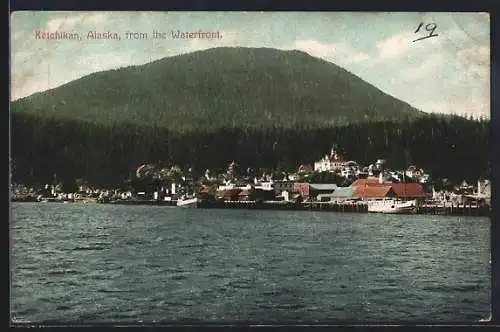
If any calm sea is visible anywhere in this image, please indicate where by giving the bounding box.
[10,202,491,324]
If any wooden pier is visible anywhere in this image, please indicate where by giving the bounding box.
[197,200,368,213]
[301,201,369,213]
[21,197,489,217]
[416,203,490,217]
[195,200,489,216]
[108,199,177,206]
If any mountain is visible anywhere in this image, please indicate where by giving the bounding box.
[11,47,426,131]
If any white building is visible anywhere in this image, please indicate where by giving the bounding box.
[314,147,347,172]
[419,174,430,184]
[375,159,387,170]
[405,165,430,184]
[218,183,252,191]
[477,179,491,198]
[254,181,274,191]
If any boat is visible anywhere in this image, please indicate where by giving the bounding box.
[176,195,200,208]
[367,199,417,214]
[366,170,419,214]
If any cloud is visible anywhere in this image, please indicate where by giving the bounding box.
[10,11,490,119]
[376,32,414,59]
[11,74,49,100]
[75,52,133,73]
[293,39,340,58]
[456,45,489,82]
[285,40,371,67]
[45,12,110,31]
[350,52,371,64]
[400,54,443,82]
[189,30,241,50]
[46,15,84,31]
[11,49,136,100]
[82,12,109,25]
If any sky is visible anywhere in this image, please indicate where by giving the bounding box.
[10,11,490,118]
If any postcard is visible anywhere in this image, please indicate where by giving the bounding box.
[10,11,491,324]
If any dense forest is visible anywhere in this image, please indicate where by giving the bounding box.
[11,112,489,189]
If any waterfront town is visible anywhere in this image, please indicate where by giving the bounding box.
[11,146,491,215]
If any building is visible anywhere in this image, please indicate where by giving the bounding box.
[274,180,294,196]
[351,178,427,201]
[477,179,491,198]
[293,182,310,199]
[389,183,427,200]
[375,159,387,170]
[238,189,251,201]
[405,165,430,184]
[353,186,397,200]
[314,146,347,172]
[340,161,359,179]
[464,179,492,206]
[254,181,274,191]
[309,183,338,201]
[351,178,387,188]
[298,164,314,174]
[253,188,276,201]
[217,183,251,191]
[318,186,355,202]
[216,188,242,201]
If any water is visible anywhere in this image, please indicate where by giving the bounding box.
[10,202,490,323]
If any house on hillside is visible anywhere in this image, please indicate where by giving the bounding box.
[298,164,314,174]
[356,167,369,179]
[405,165,430,184]
[314,146,347,172]
[340,160,359,179]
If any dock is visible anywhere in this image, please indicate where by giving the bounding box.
[13,197,490,216]
[196,200,489,216]
[198,200,369,213]
[416,203,490,217]
[108,199,177,206]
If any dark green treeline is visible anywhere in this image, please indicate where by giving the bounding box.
[11,112,490,188]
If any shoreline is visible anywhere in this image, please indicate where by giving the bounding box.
[11,199,491,217]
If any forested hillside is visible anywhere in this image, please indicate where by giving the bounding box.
[11,112,489,188]
[11,47,426,131]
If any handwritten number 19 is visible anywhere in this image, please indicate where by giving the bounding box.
[413,22,438,42]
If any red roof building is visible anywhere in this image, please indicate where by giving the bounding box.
[351,178,386,188]
[216,189,242,199]
[353,186,396,199]
[293,182,310,197]
[351,179,427,199]
[389,183,426,198]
